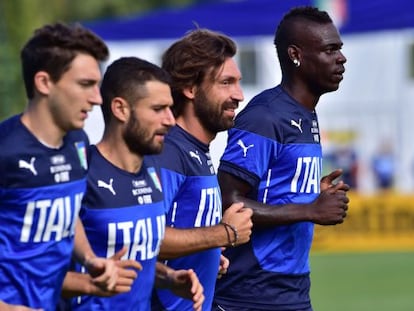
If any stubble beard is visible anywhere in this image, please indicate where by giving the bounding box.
[123,114,163,156]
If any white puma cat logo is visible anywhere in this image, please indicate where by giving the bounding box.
[98,178,116,195]
[18,157,37,176]
[189,150,202,165]
[237,139,254,157]
[291,119,303,133]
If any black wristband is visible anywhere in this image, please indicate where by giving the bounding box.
[221,221,238,247]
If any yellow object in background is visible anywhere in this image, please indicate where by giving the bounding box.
[312,192,414,252]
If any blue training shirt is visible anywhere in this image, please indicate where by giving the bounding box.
[214,85,321,310]
[0,115,88,310]
[71,145,167,311]
[151,125,222,311]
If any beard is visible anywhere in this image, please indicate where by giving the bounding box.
[193,88,236,134]
[123,114,163,156]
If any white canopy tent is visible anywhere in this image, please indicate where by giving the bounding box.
[84,0,414,192]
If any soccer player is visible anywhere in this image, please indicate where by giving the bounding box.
[151,29,253,311]
[64,57,204,311]
[0,23,117,310]
[213,6,350,311]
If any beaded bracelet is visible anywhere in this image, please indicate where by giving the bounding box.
[222,222,232,247]
[221,221,238,247]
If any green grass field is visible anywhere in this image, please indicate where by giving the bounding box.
[310,252,414,311]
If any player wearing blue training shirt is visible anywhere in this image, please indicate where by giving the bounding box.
[64,57,204,311]
[213,7,350,311]
[0,116,88,309]
[70,147,166,310]
[152,125,223,310]
[0,23,118,310]
[151,29,253,311]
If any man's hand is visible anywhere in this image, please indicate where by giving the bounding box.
[0,301,43,311]
[84,256,118,291]
[217,251,229,279]
[320,169,350,192]
[107,247,142,294]
[62,248,143,298]
[221,202,253,246]
[87,247,143,296]
[168,269,204,311]
[308,169,350,225]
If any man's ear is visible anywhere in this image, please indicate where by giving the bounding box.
[111,97,130,123]
[182,85,197,100]
[287,44,301,63]
[34,71,52,95]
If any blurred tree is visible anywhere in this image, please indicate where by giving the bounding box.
[0,0,194,120]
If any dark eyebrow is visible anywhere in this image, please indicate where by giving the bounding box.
[78,78,99,85]
[218,75,241,82]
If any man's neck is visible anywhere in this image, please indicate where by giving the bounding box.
[97,134,143,174]
[176,115,215,145]
[21,101,65,148]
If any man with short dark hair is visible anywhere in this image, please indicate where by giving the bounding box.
[0,22,117,310]
[213,6,349,310]
[64,56,204,311]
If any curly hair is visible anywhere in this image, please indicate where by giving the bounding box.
[162,28,237,117]
[21,22,109,99]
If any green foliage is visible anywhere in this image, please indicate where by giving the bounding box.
[0,0,193,120]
